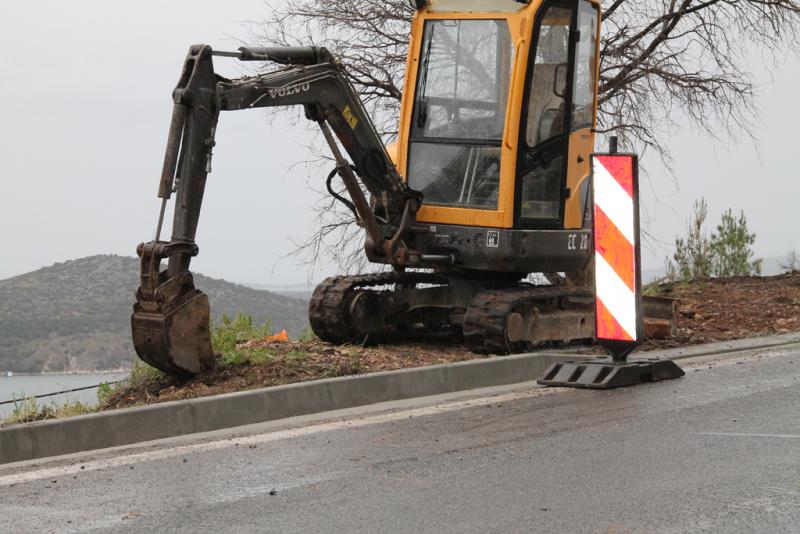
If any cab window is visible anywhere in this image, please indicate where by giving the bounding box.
[571,2,598,130]
[518,4,572,222]
[407,19,514,210]
[524,6,571,148]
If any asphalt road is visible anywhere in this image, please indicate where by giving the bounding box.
[2,346,800,533]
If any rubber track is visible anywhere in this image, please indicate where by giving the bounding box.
[463,285,591,354]
[308,271,445,343]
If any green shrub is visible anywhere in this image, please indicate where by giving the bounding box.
[128,359,167,389]
[667,198,761,281]
[211,313,273,354]
[710,208,762,277]
[219,347,275,367]
[211,313,278,367]
[667,199,714,281]
[4,395,45,425]
[96,381,116,405]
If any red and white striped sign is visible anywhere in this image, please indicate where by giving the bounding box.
[592,154,641,344]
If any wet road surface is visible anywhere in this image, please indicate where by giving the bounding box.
[2,346,800,533]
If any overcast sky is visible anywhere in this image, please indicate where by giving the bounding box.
[1,1,797,286]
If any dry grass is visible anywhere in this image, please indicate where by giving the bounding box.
[1,396,96,426]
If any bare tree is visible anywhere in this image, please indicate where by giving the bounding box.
[599,0,799,166]
[250,1,417,273]
[250,1,414,139]
[251,0,799,272]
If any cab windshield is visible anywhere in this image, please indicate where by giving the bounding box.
[408,19,514,210]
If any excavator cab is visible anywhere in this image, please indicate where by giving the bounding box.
[132,0,675,377]
[396,0,601,273]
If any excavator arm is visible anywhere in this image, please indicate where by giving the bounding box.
[133,44,422,375]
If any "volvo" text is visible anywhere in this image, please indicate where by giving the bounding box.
[268,82,311,99]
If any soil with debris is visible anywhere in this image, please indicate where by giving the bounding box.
[644,272,800,349]
[103,339,489,409]
[103,273,800,409]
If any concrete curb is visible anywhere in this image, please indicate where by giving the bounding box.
[0,352,571,465]
[4,333,799,465]
[646,332,800,362]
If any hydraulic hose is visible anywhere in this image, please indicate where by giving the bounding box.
[326,165,359,221]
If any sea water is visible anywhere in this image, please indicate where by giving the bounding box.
[0,372,128,419]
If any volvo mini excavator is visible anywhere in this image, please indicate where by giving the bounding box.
[132,0,676,376]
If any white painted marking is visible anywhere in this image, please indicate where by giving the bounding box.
[0,387,559,487]
[595,253,637,339]
[697,432,800,440]
[593,159,634,244]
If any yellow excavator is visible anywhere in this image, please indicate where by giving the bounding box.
[132,0,675,377]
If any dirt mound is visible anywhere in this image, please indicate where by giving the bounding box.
[103,340,487,409]
[646,272,800,349]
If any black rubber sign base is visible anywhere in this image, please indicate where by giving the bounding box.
[537,358,686,389]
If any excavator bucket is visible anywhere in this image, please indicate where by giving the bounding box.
[131,242,216,375]
[132,289,215,375]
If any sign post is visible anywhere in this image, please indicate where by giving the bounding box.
[591,153,642,361]
[537,151,684,389]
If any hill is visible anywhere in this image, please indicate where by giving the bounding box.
[0,255,309,373]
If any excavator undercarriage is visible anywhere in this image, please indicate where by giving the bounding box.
[308,272,674,353]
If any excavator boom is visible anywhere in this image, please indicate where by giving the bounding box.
[133,44,423,375]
